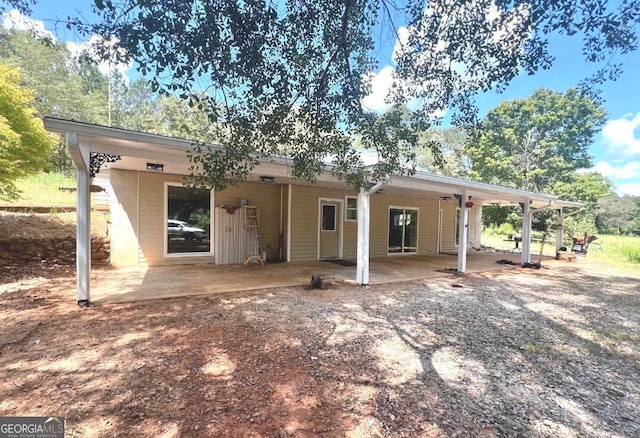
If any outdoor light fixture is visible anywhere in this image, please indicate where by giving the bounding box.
[259,176,275,183]
[146,162,164,172]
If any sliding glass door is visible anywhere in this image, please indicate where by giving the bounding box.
[388,207,418,254]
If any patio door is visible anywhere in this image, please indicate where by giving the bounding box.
[319,200,342,259]
[388,207,418,253]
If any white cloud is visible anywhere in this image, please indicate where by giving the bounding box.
[593,161,640,179]
[2,10,131,79]
[361,66,395,112]
[616,183,640,196]
[601,113,640,156]
[362,1,529,116]
[1,9,56,41]
[66,35,132,78]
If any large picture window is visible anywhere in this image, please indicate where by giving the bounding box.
[166,185,211,255]
[388,207,418,253]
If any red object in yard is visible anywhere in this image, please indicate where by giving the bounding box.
[225,206,237,214]
[464,201,474,208]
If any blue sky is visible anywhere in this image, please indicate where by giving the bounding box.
[6,1,640,196]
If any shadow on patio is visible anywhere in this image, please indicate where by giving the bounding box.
[91,252,539,303]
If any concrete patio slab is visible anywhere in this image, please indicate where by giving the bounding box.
[89,252,547,303]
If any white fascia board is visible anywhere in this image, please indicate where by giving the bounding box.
[552,200,584,209]
[410,170,556,202]
[44,118,583,208]
[44,117,199,152]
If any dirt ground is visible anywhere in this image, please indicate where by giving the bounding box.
[1,262,639,437]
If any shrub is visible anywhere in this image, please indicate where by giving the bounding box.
[497,222,515,236]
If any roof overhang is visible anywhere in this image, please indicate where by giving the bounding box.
[43,117,584,209]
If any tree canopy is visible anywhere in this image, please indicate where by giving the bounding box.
[0,64,53,200]
[59,0,639,190]
[465,88,607,193]
[596,194,640,235]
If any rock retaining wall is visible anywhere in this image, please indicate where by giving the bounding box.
[0,236,110,266]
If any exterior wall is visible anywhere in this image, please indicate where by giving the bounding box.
[288,185,358,262]
[282,185,289,261]
[137,172,197,266]
[92,168,112,209]
[108,169,140,267]
[439,201,480,253]
[289,186,440,261]
[369,194,440,258]
[110,169,473,265]
[215,182,284,262]
[109,169,283,266]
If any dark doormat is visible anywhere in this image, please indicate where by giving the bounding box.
[323,259,357,267]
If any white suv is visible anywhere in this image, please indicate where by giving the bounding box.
[167,219,206,242]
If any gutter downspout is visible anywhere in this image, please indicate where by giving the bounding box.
[67,133,92,306]
[356,178,387,285]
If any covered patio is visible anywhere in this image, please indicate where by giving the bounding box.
[90,252,549,303]
[43,118,583,306]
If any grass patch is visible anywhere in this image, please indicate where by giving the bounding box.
[10,173,76,206]
[481,231,640,276]
[586,234,640,270]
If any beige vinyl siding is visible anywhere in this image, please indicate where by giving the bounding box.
[282,186,289,260]
[110,170,283,266]
[289,187,440,261]
[215,182,283,261]
[439,202,480,253]
[468,207,480,248]
[289,185,358,261]
[138,172,204,266]
[108,169,140,267]
[439,201,457,253]
[342,195,358,259]
[369,194,439,257]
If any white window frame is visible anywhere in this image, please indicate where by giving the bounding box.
[387,205,420,255]
[164,182,215,258]
[344,196,357,222]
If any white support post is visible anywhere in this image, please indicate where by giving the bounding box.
[555,209,564,252]
[286,184,292,262]
[521,200,532,265]
[456,190,469,273]
[356,187,370,285]
[72,134,91,306]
